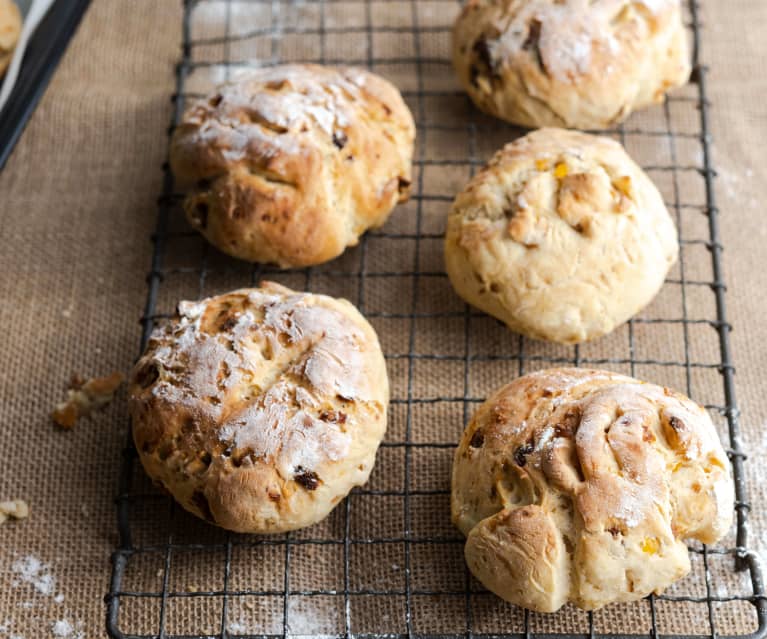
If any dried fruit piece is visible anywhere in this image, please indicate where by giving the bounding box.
[52,371,124,430]
[294,467,320,490]
[613,175,633,198]
[641,537,660,555]
[553,162,569,179]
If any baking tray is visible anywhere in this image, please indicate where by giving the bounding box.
[105,0,766,637]
[0,0,91,170]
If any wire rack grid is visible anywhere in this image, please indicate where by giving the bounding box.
[105,0,766,637]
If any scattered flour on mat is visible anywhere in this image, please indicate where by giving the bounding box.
[709,145,759,212]
[719,167,758,210]
[5,554,83,638]
[50,619,84,639]
[226,619,251,634]
[751,425,767,572]
[0,619,24,639]
[11,555,55,596]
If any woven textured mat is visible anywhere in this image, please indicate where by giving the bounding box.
[1,1,766,638]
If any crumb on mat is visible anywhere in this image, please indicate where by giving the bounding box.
[0,499,29,524]
[51,371,124,429]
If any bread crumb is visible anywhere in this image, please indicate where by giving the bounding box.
[52,371,124,429]
[0,500,29,524]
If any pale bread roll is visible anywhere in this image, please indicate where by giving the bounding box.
[444,128,678,344]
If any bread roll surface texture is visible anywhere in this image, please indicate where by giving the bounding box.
[452,368,734,612]
[129,282,389,533]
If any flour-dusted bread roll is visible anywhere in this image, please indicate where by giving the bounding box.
[170,64,415,268]
[128,282,389,533]
[452,368,733,612]
[444,128,678,344]
[452,0,690,129]
[0,0,21,76]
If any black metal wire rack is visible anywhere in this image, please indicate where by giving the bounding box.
[105,1,766,637]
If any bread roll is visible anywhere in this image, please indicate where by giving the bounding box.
[444,128,678,344]
[129,282,389,533]
[452,368,734,611]
[452,0,690,129]
[170,64,415,268]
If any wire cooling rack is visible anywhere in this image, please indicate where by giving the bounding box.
[105,1,766,637]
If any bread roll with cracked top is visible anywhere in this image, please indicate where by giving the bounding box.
[452,0,690,129]
[128,282,389,533]
[170,64,415,268]
[452,368,733,612]
[444,128,678,344]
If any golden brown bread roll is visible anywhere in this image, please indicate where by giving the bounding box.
[170,64,415,268]
[452,0,690,129]
[452,368,733,612]
[129,282,389,533]
[0,0,21,77]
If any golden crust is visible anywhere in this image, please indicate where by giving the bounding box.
[170,64,415,268]
[444,128,678,344]
[452,368,734,612]
[452,0,691,129]
[128,282,389,533]
[0,0,22,76]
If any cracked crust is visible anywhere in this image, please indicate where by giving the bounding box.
[452,0,690,129]
[170,64,415,268]
[128,282,389,533]
[0,0,21,76]
[452,368,734,612]
[444,128,678,344]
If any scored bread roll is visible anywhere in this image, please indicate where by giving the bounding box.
[452,368,734,612]
[128,282,389,533]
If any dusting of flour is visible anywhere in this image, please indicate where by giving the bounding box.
[4,554,85,638]
[11,555,55,597]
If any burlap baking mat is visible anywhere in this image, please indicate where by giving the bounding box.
[1,0,766,637]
